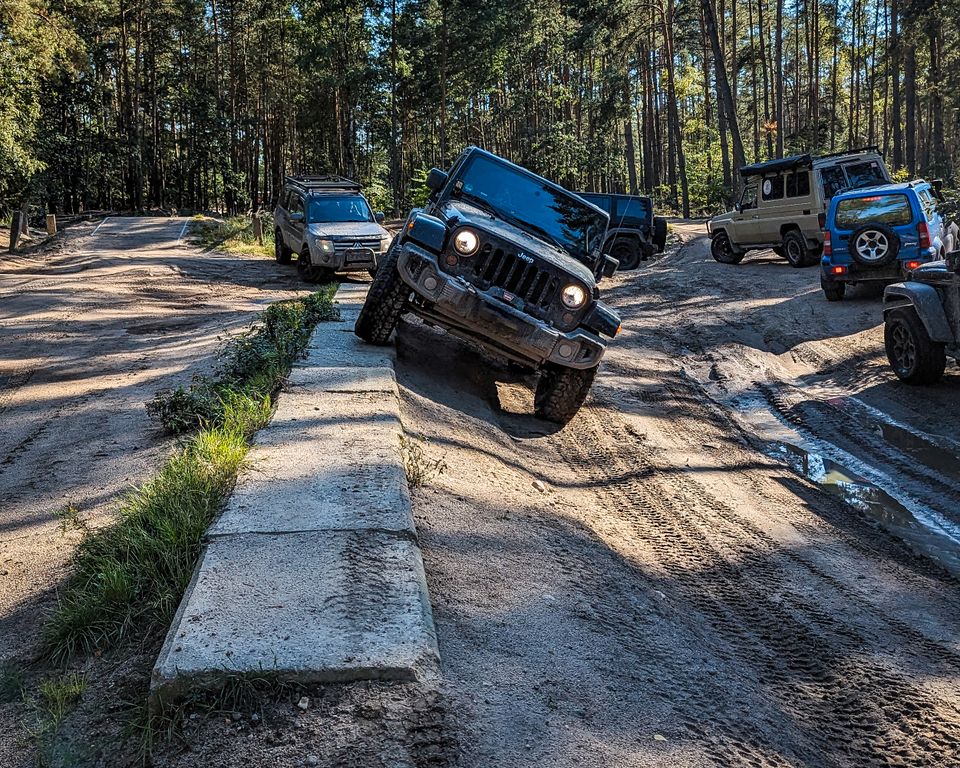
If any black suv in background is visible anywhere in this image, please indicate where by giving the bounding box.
[273,175,392,283]
[579,192,667,269]
[354,147,622,424]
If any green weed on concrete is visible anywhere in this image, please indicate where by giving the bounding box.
[43,291,339,663]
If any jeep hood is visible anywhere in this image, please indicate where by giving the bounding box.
[441,200,598,287]
[308,222,387,239]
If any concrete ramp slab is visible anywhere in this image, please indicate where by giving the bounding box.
[150,284,437,707]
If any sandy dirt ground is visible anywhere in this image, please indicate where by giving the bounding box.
[0,217,309,767]
[387,225,960,766]
[5,222,960,767]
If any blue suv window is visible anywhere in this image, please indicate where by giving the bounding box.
[835,194,912,230]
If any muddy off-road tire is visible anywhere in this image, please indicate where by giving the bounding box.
[821,277,847,302]
[653,216,668,252]
[611,238,641,270]
[297,246,333,284]
[711,231,744,264]
[884,308,946,384]
[534,364,598,424]
[354,243,408,345]
[274,231,293,264]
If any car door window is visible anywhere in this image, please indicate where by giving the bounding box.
[919,189,939,222]
[761,176,784,202]
[581,194,611,214]
[820,167,846,199]
[740,184,758,210]
[615,198,650,227]
[787,171,811,198]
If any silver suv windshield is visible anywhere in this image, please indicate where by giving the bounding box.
[307,195,373,223]
[453,153,607,266]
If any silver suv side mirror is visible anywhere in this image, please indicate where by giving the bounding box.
[375,212,385,224]
[289,212,304,223]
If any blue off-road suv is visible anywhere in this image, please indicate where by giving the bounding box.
[820,181,958,301]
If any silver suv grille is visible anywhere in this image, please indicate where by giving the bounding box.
[332,237,381,253]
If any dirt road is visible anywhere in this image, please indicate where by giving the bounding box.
[390,225,960,766]
[0,217,307,765]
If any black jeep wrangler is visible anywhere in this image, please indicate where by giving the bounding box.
[579,192,668,270]
[354,147,621,424]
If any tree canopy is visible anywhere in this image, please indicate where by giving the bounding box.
[1,0,956,218]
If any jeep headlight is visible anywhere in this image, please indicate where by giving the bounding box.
[453,228,479,255]
[560,283,587,309]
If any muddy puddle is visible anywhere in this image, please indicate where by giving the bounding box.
[772,440,960,579]
[687,365,960,580]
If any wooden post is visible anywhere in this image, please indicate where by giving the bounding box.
[46,214,57,236]
[9,212,23,252]
[252,214,264,246]
[19,203,29,236]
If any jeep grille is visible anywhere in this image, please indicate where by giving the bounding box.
[470,243,560,309]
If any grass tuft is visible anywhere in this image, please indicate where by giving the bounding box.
[398,435,447,488]
[43,290,339,663]
[147,290,338,435]
[54,502,88,535]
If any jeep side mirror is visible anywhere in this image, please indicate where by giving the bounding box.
[426,168,448,193]
[602,254,619,278]
[375,212,385,224]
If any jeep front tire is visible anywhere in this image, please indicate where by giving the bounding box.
[354,242,409,345]
[884,308,946,384]
[534,364,598,424]
[711,231,744,264]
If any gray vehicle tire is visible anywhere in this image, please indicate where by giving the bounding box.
[783,230,814,268]
[297,246,334,284]
[821,277,846,302]
[885,308,946,384]
[534,364,598,424]
[711,231,744,264]
[274,230,293,264]
[354,242,408,345]
[653,216,668,252]
[611,238,641,270]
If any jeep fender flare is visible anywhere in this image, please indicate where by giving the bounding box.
[884,282,953,343]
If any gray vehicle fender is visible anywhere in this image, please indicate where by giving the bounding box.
[884,282,953,342]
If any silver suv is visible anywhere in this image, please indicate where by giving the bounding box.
[273,175,392,283]
[707,147,892,268]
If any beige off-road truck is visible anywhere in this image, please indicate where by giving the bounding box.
[707,147,892,267]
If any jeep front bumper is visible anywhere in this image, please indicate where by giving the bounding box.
[396,243,606,369]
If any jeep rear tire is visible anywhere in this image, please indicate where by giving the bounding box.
[534,363,598,424]
[354,242,408,345]
[611,238,641,270]
[885,308,946,385]
[711,231,744,264]
[297,247,333,284]
[653,216,668,252]
[821,277,846,302]
[783,230,814,268]
[274,231,293,264]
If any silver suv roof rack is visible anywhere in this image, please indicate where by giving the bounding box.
[286,175,362,193]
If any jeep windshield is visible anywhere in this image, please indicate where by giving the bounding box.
[453,153,606,265]
[307,195,373,223]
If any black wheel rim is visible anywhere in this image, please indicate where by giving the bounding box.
[891,323,917,375]
[787,239,803,264]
